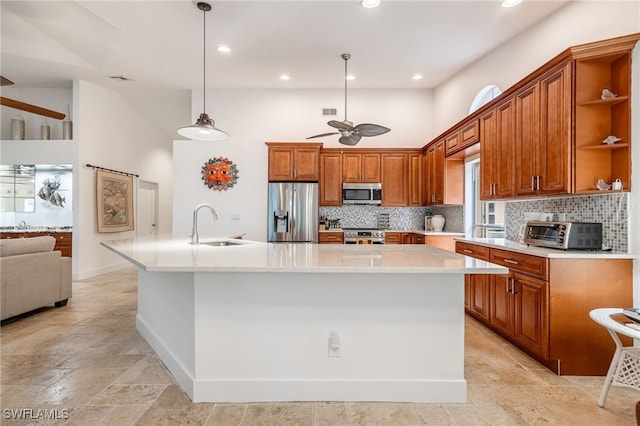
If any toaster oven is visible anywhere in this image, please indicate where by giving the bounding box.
[524,221,603,250]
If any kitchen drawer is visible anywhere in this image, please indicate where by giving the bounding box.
[318,232,344,244]
[455,241,490,261]
[385,232,402,244]
[490,249,547,280]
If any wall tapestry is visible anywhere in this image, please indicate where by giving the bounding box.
[201,157,239,191]
[96,170,134,232]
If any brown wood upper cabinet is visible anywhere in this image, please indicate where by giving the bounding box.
[319,152,342,206]
[342,152,381,183]
[445,119,479,156]
[515,63,571,197]
[266,142,322,182]
[380,153,408,206]
[429,34,638,201]
[480,97,515,200]
[425,140,463,206]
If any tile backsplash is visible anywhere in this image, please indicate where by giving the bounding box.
[505,193,629,252]
[319,205,464,232]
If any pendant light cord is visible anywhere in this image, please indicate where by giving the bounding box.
[202,5,206,114]
[344,56,348,121]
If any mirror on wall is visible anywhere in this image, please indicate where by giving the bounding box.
[0,165,36,212]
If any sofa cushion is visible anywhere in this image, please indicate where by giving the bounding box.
[0,236,56,258]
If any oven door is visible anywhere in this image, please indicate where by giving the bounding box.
[524,223,562,248]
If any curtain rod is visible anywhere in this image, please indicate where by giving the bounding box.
[86,164,139,178]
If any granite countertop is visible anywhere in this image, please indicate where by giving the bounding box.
[0,226,73,233]
[101,233,508,275]
[456,237,637,259]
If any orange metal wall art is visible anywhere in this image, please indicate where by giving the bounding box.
[201,157,239,191]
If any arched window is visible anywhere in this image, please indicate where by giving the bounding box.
[469,85,502,114]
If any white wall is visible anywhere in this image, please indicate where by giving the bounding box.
[75,80,173,279]
[173,88,433,241]
[433,1,640,134]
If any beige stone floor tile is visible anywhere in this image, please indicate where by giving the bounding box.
[445,403,526,426]
[312,402,349,426]
[412,403,456,425]
[38,367,127,406]
[134,384,214,425]
[205,404,247,426]
[1,354,72,385]
[241,403,313,426]
[113,354,176,385]
[89,383,167,406]
[347,402,419,426]
[2,268,639,425]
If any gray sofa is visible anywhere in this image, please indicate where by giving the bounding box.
[0,236,72,321]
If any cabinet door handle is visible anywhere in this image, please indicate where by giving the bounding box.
[463,249,473,254]
[505,279,510,294]
[531,176,536,191]
[536,175,541,191]
[503,259,519,265]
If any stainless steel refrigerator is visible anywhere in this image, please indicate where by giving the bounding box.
[268,182,318,243]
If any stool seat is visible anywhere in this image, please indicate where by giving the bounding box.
[590,308,640,407]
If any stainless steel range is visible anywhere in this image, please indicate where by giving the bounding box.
[343,228,386,244]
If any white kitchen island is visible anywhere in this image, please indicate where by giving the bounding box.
[101,235,507,403]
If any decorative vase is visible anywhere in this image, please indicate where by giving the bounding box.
[431,215,445,232]
[41,121,51,140]
[11,116,25,140]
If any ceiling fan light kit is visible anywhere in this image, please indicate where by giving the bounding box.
[177,1,229,141]
[307,53,390,146]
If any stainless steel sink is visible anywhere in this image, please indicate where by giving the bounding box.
[200,240,244,247]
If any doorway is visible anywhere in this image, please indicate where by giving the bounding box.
[137,179,158,237]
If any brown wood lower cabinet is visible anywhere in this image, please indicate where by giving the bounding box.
[0,231,72,257]
[318,232,344,244]
[456,241,632,376]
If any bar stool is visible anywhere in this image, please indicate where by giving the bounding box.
[589,308,640,407]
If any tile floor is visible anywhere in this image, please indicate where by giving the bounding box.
[1,267,638,425]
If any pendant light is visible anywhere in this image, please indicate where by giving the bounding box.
[177,1,229,141]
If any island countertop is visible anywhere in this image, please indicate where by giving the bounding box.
[101,234,508,274]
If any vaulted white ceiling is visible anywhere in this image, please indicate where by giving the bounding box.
[0,0,569,137]
[2,0,568,90]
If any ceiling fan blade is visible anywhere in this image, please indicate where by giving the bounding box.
[354,123,391,137]
[306,132,340,139]
[0,97,66,120]
[1,76,14,86]
[339,134,361,146]
[328,120,354,131]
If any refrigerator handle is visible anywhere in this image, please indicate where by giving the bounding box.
[274,210,289,233]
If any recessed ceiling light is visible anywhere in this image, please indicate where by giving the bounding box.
[280,74,290,81]
[346,75,356,81]
[217,45,231,53]
[501,0,522,7]
[412,74,423,80]
[361,0,381,8]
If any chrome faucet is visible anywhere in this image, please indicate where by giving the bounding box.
[190,204,218,244]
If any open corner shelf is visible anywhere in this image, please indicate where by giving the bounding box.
[577,95,628,107]
[578,142,629,151]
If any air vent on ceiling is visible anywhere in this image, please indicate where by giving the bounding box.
[322,108,337,116]
[109,75,135,82]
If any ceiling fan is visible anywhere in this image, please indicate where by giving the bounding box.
[307,53,390,146]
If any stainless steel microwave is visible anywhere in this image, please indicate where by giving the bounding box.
[342,183,382,205]
[524,221,602,250]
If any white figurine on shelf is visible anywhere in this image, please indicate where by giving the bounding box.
[601,88,617,99]
[596,179,611,191]
[602,135,622,145]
